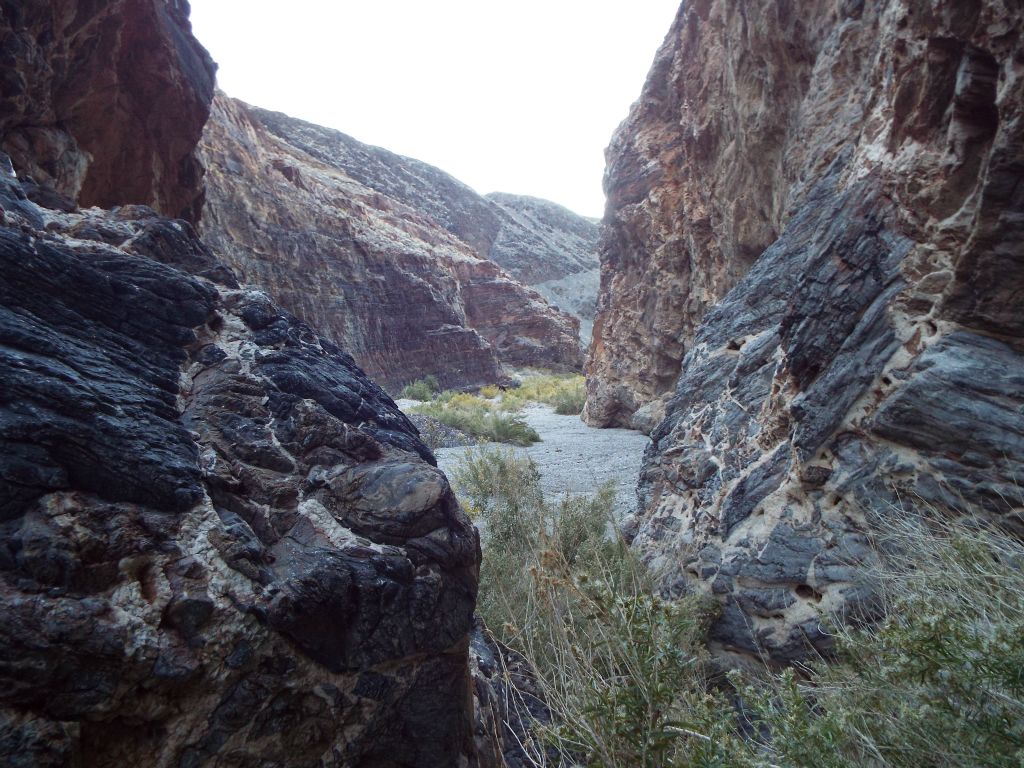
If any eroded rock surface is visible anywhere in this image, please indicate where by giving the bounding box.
[0,0,216,221]
[485,193,600,344]
[598,0,1024,663]
[0,168,481,766]
[250,108,601,342]
[199,96,585,392]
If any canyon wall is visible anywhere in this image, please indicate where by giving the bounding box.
[0,5,492,765]
[249,108,601,342]
[597,0,1024,663]
[0,0,215,221]
[199,98,588,392]
[485,193,601,344]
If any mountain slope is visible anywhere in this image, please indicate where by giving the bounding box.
[250,106,601,342]
[199,95,585,391]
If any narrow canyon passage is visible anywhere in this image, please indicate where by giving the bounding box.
[434,403,651,519]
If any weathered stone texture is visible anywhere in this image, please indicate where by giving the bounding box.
[0,0,216,221]
[199,97,585,392]
[603,0,1024,663]
[0,172,481,766]
[250,108,601,344]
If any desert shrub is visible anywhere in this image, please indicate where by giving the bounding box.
[399,375,439,401]
[479,384,501,399]
[464,442,1024,767]
[412,394,540,445]
[552,380,586,415]
[742,511,1024,768]
[455,447,737,767]
[499,373,586,413]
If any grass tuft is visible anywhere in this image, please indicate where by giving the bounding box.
[462,445,1024,767]
[412,395,540,445]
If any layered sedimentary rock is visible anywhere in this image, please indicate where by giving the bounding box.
[0,168,481,766]
[199,97,585,391]
[243,107,601,342]
[599,0,1024,662]
[485,193,601,344]
[0,0,216,221]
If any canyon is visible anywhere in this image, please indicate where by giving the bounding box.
[1,0,1022,764]
[199,95,598,392]
[589,0,1024,663]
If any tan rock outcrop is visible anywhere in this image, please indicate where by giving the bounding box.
[199,95,583,391]
[595,0,1024,663]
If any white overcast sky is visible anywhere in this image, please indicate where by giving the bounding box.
[187,1,680,218]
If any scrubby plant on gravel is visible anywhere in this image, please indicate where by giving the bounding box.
[461,445,1024,767]
[501,373,587,415]
[399,374,439,401]
[454,447,734,767]
[411,394,540,445]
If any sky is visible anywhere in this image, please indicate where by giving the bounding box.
[187,1,681,218]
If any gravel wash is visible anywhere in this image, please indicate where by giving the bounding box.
[433,403,651,520]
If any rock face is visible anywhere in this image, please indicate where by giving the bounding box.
[485,193,601,345]
[248,107,601,341]
[199,97,586,392]
[0,0,216,221]
[596,1,1024,663]
[0,3,490,763]
[0,169,481,766]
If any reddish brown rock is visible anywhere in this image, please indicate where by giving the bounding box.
[595,0,1024,663]
[0,0,216,220]
[199,95,582,392]
[249,108,601,346]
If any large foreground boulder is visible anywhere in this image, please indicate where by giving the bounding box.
[0,171,480,766]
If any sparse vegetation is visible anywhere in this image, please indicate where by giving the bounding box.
[462,445,1024,768]
[456,447,729,767]
[412,393,540,445]
[405,373,586,445]
[399,374,440,401]
[500,373,586,414]
[739,511,1024,768]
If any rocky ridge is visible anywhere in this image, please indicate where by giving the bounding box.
[594,0,1024,663]
[199,95,584,392]
[247,107,602,344]
[0,162,485,768]
[486,193,601,344]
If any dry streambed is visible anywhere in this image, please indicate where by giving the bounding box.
[431,403,650,519]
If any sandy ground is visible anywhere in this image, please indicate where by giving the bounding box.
[431,403,651,519]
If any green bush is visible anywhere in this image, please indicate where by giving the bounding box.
[500,373,586,413]
[552,381,586,415]
[411,394,540,445]
[464,443,1024,767]
[742,511,1024,768]
[399,375,440,401]
[454,447,736,767]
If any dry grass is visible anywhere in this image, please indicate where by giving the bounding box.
[464,447,1024,767]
